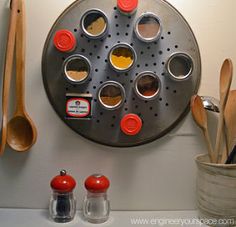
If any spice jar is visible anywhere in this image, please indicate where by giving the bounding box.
[83,174,110,224]
[109,43,136,72]
[63,54,91,84]
[98,81,126,110]
[134,13,162,43]
[134,71,161,100]
[81,9,108,39]
[117,0,138,15]
[120,113,142,136]
[53,30,76,52]
[166,52,193,81]
[49,170,76,223]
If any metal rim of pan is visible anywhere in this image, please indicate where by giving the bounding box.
[108,42,137,72]
[98,81,126,110]
[134,71,161,101]
[63,54,92,84]
[166,52,194,81]
[134,12,162,43]
[80,8,109,39]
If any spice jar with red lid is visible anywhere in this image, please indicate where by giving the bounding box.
[53,30,76,52]
[49,170,76,223]
[83,174,110,223]
[117,0,138,15]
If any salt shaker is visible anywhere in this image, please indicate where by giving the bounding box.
[49,170,76,223]
[83,174,110,223]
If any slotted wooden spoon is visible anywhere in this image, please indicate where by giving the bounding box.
[191,95,215,163]
[7,0,37,152]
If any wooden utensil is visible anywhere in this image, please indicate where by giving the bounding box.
[7,0,37,152]
[191,95,215,163]
[215,59,233,163]
[221,90,236,163]
[0,0,19,156]
[225,145,236,164]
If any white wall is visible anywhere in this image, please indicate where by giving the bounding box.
[0,0,235,210]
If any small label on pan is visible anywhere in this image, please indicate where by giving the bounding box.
[66,94,92,119]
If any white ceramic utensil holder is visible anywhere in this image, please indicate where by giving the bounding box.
[196,154,236,226]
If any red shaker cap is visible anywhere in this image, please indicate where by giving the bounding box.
[50,170,76,193]
[53,30,76,52]
[120,114,142,136]
[85,174,110,193]
[117,0,138,13]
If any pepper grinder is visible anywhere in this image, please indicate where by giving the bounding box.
[83,174,110,224]
[49,170,76,223]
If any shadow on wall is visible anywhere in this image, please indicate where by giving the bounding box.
[0,147,31,177]
[0,1,10,88]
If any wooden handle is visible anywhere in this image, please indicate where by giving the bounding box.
[220,123,230,164]
[214,103,225,163]
[203,129,215,163]
[0,0,18,156]
[15,0,26,114]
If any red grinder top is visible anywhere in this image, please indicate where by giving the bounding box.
[50,170,76,193]
[120,114,142,136]
[85,174,110,193]
[53,30,76,52]
[117,0,138,13]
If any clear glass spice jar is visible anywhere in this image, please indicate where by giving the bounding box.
[83,174,110,224]
[49,170,76,223]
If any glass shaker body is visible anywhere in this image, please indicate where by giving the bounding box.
[49,170,77,223]
[83,191,110,223]
[50,191,76,223]
[83,174,110,224]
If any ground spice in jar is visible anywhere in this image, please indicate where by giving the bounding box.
[67,71,88,81]
[66,71,88,81]
[86,17,106,36]
[100,85,123,107]
[138,22,160,39]
[168,55,192,78]
[65,56,90,83]
[110,47,134,70]
[136,14,161,41]
[100,96,122,106]
[137,75,159,97]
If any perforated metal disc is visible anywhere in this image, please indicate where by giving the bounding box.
[42,0,201,147]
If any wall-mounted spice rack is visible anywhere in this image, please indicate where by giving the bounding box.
[42,0,201,147]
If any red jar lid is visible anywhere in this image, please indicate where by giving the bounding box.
[50,170,76,193]
[120,114,142,136]
[117,0,138,13]
[53,30,76,52]
[85,174,110,193]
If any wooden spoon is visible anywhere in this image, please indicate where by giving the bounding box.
[7,0,37,152]
[191,95,215,163]
[0,0,19,156]
[221,90,236,163]
[215,59,233,163]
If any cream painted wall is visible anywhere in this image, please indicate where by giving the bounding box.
[0,0,235,210]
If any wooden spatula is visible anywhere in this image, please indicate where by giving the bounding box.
[221,90,236,163]
[215,59,233,163]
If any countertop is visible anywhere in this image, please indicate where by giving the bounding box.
[0,209,208,227]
